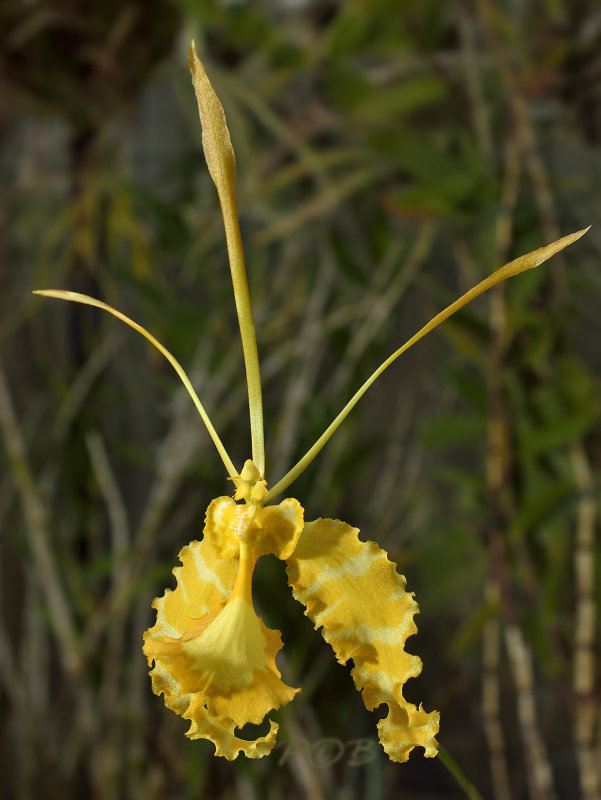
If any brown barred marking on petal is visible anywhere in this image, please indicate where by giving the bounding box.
[286,518,439,762]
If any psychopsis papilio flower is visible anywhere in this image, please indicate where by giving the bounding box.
[35,43,588,762]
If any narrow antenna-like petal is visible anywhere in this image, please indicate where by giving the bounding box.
[33,289,237,478]
[268,227,590,500]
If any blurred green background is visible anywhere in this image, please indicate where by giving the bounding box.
[1,0,600,798]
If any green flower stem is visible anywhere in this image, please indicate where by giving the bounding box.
[190,45,265,477]
[437,744,484,800]
[266,227,589,500]
[219,179,265,478]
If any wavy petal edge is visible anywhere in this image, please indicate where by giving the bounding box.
[143,534,294,759]
[286,517,439,762]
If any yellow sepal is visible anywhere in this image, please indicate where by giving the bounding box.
[286,518,439,762]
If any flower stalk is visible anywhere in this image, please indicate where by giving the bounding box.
[190,42,264,477]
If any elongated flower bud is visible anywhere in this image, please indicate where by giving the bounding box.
[189,42,236,208]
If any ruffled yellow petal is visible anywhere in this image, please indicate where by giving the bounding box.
[286,518,439,762]
[150,535,238,640]
[205,497,251,559]
[149,657,279,760]
[252,499,304,560]
[206,495,303,560]
[145,576,298,726]
[143,531,298,759]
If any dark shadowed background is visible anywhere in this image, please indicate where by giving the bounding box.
[1,1,600,798]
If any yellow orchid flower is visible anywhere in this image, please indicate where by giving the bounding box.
[34,43,589,763]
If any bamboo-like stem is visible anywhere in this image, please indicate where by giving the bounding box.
[189,44,264,477]
[0,609,18,702]
[505,626,557,800]
[476,0,563,274]
[458,8,493,161]
[475,11,570,799]
[571,444,600,800]
[21,577,47,796]
[0,361,80,674]
[281,716,328,800]
[482,585,512,800]
[85,431,130,591]
[267,228,589,501]
[481,130,520,800]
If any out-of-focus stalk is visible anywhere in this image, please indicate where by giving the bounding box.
[571,444,600,800]
[482,133,518,800]
[0,361,79,673]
